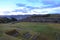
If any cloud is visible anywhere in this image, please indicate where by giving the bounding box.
[11,6,49,15]
[48,7,60,13]
[4,5,60,15]
[42,0,55,5]
[2,6,60,15]
[16,3,26,7]
[3,11,10,14]
[27,0,40,3]
[26,6,40,10]
[13,9,28,13]
[27,0,60,8]
[16,0,60,9]
[12,5,41,14]
[1,0,60,15]
[41,0,60,8]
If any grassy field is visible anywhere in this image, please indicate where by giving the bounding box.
[0,22,60,40]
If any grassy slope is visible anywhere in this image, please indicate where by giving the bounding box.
[0,22,60,40]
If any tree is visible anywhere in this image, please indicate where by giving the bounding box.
[42,14,50,17]
[11,17,17,22]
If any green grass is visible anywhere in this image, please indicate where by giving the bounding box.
[0,22,60,40]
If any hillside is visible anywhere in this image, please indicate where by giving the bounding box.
[20,14,60,23]
[0,14,60,40]
[0,14,60,23]
[0,22,60,40]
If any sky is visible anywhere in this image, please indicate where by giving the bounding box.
[0,0,60,15]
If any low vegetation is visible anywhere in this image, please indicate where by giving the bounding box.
[0,22,60,40]
[0,14,60,40]
[0,17,17,23]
